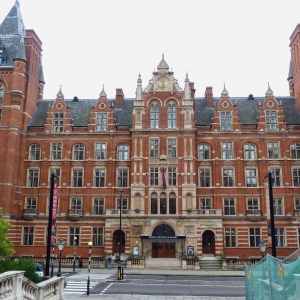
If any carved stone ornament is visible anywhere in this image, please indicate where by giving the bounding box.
[245,161,257,166]
[184,226,195,234]
[145,220,151,226]
[99,103,106,110]
[55,103,63,110]
[176,220,182,226]
[132,225,142,235]
[222,101,229,108]
[156,76,170,91]
[223,160,234,166]
[267,101,274,108]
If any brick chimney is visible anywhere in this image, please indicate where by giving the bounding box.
[205,86,213,107]
[116,88,124,108]
[189,82,196,98]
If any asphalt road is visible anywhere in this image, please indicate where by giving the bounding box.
[91,275,246,297]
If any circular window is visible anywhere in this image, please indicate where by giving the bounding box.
[222,101,229,108]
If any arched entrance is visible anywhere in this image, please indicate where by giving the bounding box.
[113,230,125,255]
[202,230,215,255]
[152,224,175,258]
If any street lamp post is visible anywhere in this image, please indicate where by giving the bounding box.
[51,241,55,277]
[86,241,93,295]
[73,236,77,272]
[57,238,64,277]
[259,239,266,258]
[119,187,124,261]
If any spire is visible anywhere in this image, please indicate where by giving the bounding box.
[56,86,64,100]
[221,83,229,97]
[265,82,274,97]
[135,73,144,101]
[157,54,169,74]
[183,72,191,100]
[0,1,26,65]
[99,85,107,98]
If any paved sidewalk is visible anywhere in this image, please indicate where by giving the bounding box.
[62,267,245,300]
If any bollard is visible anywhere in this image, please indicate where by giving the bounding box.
[118,265,121,280]
[121,267,124,279]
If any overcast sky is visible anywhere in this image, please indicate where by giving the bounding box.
[1,0,300,100]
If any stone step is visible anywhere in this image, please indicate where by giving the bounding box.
[145,258,182,269]
[200,259,222,270]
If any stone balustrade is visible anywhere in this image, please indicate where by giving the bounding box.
[0,271,66,300]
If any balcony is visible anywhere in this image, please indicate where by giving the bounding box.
[246,209,262,222]
[198,209,222,216]
[22,208,37,221]
[106,209,131,216]
[294,209,300,221]
[67,209,83,221]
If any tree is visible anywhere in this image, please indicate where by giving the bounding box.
[0,207,14,258]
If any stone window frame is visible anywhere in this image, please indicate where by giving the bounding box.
[51,142,62,160]
[269,167,281,187]
[290,142,300,159]
[29,144,41,160]
[95,142,107,159]
[267,141,280,159]
[220,111,232,131]
[49,168,61,187]
[224,228,237,247]
[117,143,129,160]
[117,168,129,187]
[96,112,107,132]
[245,168,258,187]
[71,168,84,187]
[94,168,106,187]
[150,191,177,215]
[246,197,260,210]
[69,226,80,246]
[92,227,104,247]
[72,143,85,160]
[53,112,64,132]
[149,139,159,158]
[25,197,38,209]
[249,227,261,247]
[22,226,34,246]
[222,167,234,187]
[27,168,40,187]
[221,141,233,159]
[167,101,176,129]
[292,167,300,187]
[92,198,105,215]
[273,197,284,215]
[223,197,236,216]
[167,138,177,158]
[200,198,212,212]
[275,228,286,247]
[199,167,211,187]
[149,167,159,186]
[168,166,177,186]
[266,110,278,131]
[198,143,211,160]
[150,101,159,129]
[244,142,257,159]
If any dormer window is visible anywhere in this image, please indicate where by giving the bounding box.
[220,111,231,131]
[266,111,277,130]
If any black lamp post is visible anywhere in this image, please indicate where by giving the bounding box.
[87,241,92,295]
[259,239,266,258]
[57,238,64,277]
[119,187,124,261]
[73,236,77,272]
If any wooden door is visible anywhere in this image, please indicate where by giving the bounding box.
[202,230,215,255]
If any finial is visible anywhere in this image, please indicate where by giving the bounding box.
[56,85,64,99]
[15,0,20,7]
[185,72,189,82]
[265,82,274,97]
[162,53,164,60]
[221,83,229,97]
[137,73,142,83]
[99,84,107,98]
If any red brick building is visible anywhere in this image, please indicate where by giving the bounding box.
[1,2,300,262]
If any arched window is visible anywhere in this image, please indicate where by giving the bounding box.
[167,103,176,128]
[118,144,129,160]
[198,143,210,160]
[151,192,158,214]
[29,144,41,160]
[244,143,256,159]
[150,103,159,128]
[291,142,300,159]
[0,83,4,100]
[73,144,85,160]
[160,192,167,214]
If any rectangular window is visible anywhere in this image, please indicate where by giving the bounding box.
[51,143,62,159]
[93,198,104,215]
[275,228,285,247]
[53,113,64,132]
[224,198,235,215]
[167,139,177,157]
[25,197,37,209]
[49,169,61,186]
[70,197,82,210]
[72,169,83,187]
[151,195,157,214]
[270,168,281,187]
[169,197,176,214]
[150,139,159,158]
[245,169,257,187]
[221,142,233,159]
[69,227,80,246]
[268,142,279,158]
[168,167,177,186]
[295,198,300,215]
[150,167,159,186]
[94,169,105,187]
[117,169,128,187]
[96,113,107,132]
[221,111,231,131]
[266,111,277,130]
[23,227,34,245]
[273,198,284,215]
[92,227,104,246]
[95,143,106,159]
[247,198,259,210]
[223,168,234,187]
[200,198,212,214]
[249,228,261,247]
[293,169,300,187]
[225,228,236,247]
[117,198,128,210]
[27,169,39,187]
[199,168,210,187]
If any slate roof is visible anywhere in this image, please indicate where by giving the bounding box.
[0,2,26,66]
[29,96,300,128]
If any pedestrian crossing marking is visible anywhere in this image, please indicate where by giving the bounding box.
[67,273,111,280]
[65,280,99,294]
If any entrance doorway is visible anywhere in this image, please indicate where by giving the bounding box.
[202,230,215,255]
[152,224,175,258]
[113,230,125,255]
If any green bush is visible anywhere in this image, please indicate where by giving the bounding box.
[0,258,41,283]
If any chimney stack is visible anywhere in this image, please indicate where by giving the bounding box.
[205,86,213,107]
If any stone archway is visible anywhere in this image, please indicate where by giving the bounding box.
[202,230,215,256]
[113,229,125,255]
[152,224,176,258]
